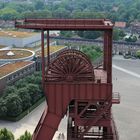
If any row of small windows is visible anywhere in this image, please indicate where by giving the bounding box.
[6,64,35,82]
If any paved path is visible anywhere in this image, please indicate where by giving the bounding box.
[0,102,46,139]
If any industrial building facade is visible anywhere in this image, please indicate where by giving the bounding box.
[0,61,36,93]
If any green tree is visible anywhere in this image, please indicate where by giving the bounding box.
[125,35,137,42]
[113,28,126,41]
[33,71,41,77]
[32,72,42,85]
[22,10,52,19]
[53,8,71,18]
[7,2,34,13]
[136,50,140,58]
[84,31,101,39]
[4,86,16,95]
[0,99,7,117]
[34,0,45,10]
[94,46,102,53]
[15,79,27,89]
[113,29,120,41]
[0,8,19,20]
[76,31,84,38]
[17,88,31,111]
[119,29,126,38]
[0,2,5,9]
[6,94,22,117]
[17,131,32,140]
[33,76,42,85]
[0,128,14,140]
[77,31,101,40]
[60,31,74,38]
[26,84,42,104]
[24,75,35,84]
[81,45,102,61]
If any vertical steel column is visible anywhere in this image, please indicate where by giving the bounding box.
[107,30,113,83]
[47,30,50,67]
[74,101,78,138]
[103,31,108,71]
[41,30,45,87]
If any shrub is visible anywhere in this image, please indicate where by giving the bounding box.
[136,50,140,58]
[0,71,44,119]
[15,79,27,89]
[125,35,137,42]
[17,88,31,111]
[17,131,32,140]
[0,99,7,117]
[3,86,16,96]
[0,128,14,140]
[6,94,22,117]
[81,45,102,61]
[26,84,42,104]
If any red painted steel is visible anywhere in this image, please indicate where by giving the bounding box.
[46,50,94,82]
[47,30,50,67]
[103,31,108,71]
[15,19,113,30]
[41,30,45,87]
[15,19,119,140]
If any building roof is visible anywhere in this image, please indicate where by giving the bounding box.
[0,45,6,49]
[0,49,33,59]
[0,30,37,38]
[115,22,126,28]
[0,61,33,78]
[36,46,65,56]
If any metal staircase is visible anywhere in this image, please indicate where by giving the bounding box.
[78,98,112,139]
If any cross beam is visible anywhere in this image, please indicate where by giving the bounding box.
[15,19,113,30]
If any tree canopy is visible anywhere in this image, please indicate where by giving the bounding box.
[0,0,139,23]
[0,72,43,118]
[17,131,32,140]
[0,128,14,140]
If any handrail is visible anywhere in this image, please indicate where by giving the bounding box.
[112,92,120,104]
[113,92,120,100]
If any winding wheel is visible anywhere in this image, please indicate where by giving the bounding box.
[45,49,95,82]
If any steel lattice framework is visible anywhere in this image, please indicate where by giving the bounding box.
[15,19,120,140]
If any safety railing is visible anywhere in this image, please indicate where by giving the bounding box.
[112,92,120,104]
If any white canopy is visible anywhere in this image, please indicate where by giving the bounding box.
[6,51,15,56]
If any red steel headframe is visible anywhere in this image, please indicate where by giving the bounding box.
[15,18,113,84]
[15,19,119,140]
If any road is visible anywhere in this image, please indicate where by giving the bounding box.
[112,55,140,140]
[0,55,140,140]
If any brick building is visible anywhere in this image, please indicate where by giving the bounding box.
[115,21,126,28]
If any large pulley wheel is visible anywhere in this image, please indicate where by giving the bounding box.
[45,49,94,82]
[58,49,92,64]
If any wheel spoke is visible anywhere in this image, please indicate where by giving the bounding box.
[46,49,95,82]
